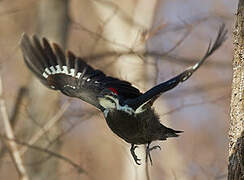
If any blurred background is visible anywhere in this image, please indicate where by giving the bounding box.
[0,0,235,179]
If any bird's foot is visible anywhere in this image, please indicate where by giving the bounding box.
[146,143,161,165]
[130,144,141,165]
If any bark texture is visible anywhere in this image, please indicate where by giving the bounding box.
[229,0,244,179]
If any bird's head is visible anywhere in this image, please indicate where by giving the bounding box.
[97,88,120,110]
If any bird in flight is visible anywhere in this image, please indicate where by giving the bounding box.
[20,24,227,165]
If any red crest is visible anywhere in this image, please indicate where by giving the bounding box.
[108,87,118,95]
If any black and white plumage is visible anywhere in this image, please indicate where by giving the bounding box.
[20,24,227,165]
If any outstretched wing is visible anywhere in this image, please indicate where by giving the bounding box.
[20,34,141,110]
[126,24,227,112]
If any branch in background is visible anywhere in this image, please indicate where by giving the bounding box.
[80,50,230,68]
[19,101,70,156]
[70,19,230,67]
[89,2,119,55]
[150,23,194,84]
[23,110,99,167]
[141,22,168,42]
[165,81,229,99]
[0,135,87,175]
[0,76,29,180]
[70,15,229,68]
[70,14,209,50]
[70,18,131,51]
[92,0,146,29]
[0,1,37,18]
[161,95,229,116]
[10,87,28,127]
[0,88,93,175]
[23,0,70,179]
[0,87,28,161]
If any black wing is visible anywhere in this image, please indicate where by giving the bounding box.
[20,33,141,110]
[125,24,227,111]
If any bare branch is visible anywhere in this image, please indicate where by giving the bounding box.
[0,76,29,180]
[0,135,87,175]
[141,22,167,42]
[92,0,146,29]
[161,95,229,116]
[70,18,131,50]
[19,101,71,156]
[81,49,229,68]
[10,87,28,127]
[0,87,28,163]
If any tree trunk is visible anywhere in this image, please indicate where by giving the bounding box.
[23,0,69,179]
[93,0,157,179]
[229,0,244,179]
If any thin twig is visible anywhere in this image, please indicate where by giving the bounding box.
[22,111,99,167]
[70,18,131,51]
[163,26,193,56]
[145,159,151,180]
[10,87,28,126]
[0,135,87,175]
[81,50,229,68]
[19,101,70,156]
[141,22,168,42]
[92,0,146,29]
[0,87,28,165]
[161,95,228,116]
[0,76,29,180]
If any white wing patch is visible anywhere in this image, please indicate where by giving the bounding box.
[50,66,56,74]
[42,65,82,79]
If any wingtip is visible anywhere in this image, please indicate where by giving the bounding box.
[190,23,227,72]
[19,33,30,56]
[167,130,183,138]
[52,42,62,52]
[67,50,76,59]
[32,34,40,42]
[19,32,28,46]
[20,32,27,39]
[175,130,184,134]
[19,33,39,49]
[20,33,42,46]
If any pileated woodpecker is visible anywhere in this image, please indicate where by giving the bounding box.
[20,24,227,165]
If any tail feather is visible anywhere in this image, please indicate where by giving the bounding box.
[160,126,183,140]
[166,129,183,137]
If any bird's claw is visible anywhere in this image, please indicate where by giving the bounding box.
[149,145,161,151]
[130,144,141,165]
[146,144,161,165]
[133,155,141,165]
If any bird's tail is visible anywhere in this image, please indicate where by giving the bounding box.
[159,126,183,140]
